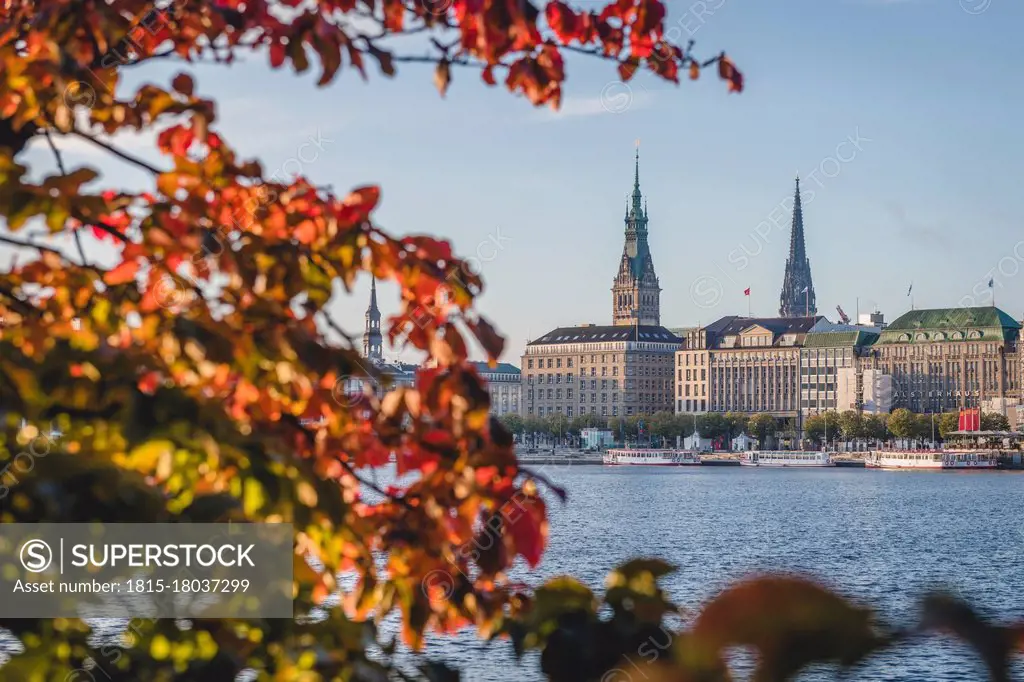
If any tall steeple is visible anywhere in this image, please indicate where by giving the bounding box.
[631,147,643,216]
[612,143,661,326]
[363,276,383,361]
[779,176,817,318]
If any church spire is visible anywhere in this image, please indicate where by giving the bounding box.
[363,276,383,361]
[779,177,817,318]
[789,176,806,263]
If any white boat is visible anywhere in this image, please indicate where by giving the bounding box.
[740,450,834,467]
[603,449,701,466]
[866,450,999,470]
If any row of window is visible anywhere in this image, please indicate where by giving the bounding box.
[525,352,676,370]
[881,343,1000,358]
[527,365,673,383]
[679,399,707,412]
[527,389,667,404]
[678,354,707,367]
[527,405,652,417]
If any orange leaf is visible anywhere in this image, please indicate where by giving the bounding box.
[104,259,139,285]
[434,59,451,97]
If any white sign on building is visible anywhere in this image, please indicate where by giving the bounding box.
[836,368,892,414]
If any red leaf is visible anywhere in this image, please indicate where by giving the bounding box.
[138,371,161,395]
[383,0,404,31]
[171,73,194,97]
[336,186,381,225]
[546,1,579,42]
[508,496,547,568]
[468,316,506,361]
[718,54,744,93]
[270,42,286,68]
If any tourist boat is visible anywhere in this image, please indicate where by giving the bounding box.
[739,450,834,467]
[865,450,999,470]
[602,449,702,466]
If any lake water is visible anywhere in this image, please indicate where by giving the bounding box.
[4,466,1023,680]
[419,465,1024,681]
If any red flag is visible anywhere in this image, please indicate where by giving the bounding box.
[744,287,750,296]
[960,408,980,431]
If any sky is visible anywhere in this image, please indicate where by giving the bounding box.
[4,0,1024,366]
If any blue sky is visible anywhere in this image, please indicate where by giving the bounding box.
[7,0,1024,365]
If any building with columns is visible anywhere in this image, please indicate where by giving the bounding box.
[472,362,521,416]
[523,149,681,419]
[778,178,817,318]
[675,316,823,430]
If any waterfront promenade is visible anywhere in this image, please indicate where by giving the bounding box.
[515,448,1024,468]
[514,448,870,467]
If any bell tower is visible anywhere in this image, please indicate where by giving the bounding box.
[612,144,661,326]
[363,277,383,361]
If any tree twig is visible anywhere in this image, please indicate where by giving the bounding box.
[43,129,91,267]
[0,233,73,259]
[517,465,568,502]
[68,129,164,175]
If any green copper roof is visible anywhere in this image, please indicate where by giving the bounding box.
[877,307,1021,344]
[803,330,879,348]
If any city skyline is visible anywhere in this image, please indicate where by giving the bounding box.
[342,0,1024,364]
[3,1,1022,367]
